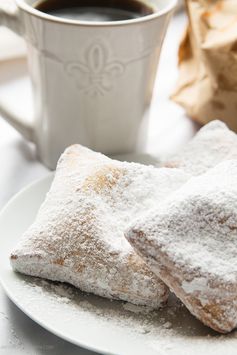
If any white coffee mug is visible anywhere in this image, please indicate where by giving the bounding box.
[0,0,177,169]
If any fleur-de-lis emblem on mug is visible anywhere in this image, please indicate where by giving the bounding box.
[66,42,125,96]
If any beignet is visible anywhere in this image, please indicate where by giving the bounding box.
[126,160,237,331]
[164,120,237,175]
[10,145,189,307]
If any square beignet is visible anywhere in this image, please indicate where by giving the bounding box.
[126,160,237,331]
[10,144,189,307]
[164,120,237,176]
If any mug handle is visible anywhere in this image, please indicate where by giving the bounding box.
[0,2,34,141]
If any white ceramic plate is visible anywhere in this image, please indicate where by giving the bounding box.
[1,175,237,355]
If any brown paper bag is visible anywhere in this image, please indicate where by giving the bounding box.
[172,0,237,131]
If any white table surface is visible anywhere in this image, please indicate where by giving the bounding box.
[0,11,196,355]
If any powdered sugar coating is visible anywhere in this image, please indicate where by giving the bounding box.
[164,120,237,175]
[10,145,189,307]
[126,160,237,332]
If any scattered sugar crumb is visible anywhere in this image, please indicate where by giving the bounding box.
[122,303,154,314]
[163,322,172,329]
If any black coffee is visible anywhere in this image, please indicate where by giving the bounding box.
[34,0,154,22]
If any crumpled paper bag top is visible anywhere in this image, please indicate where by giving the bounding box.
[172,0,237,132]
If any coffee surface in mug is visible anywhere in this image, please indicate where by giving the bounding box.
[33,0,155,21]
